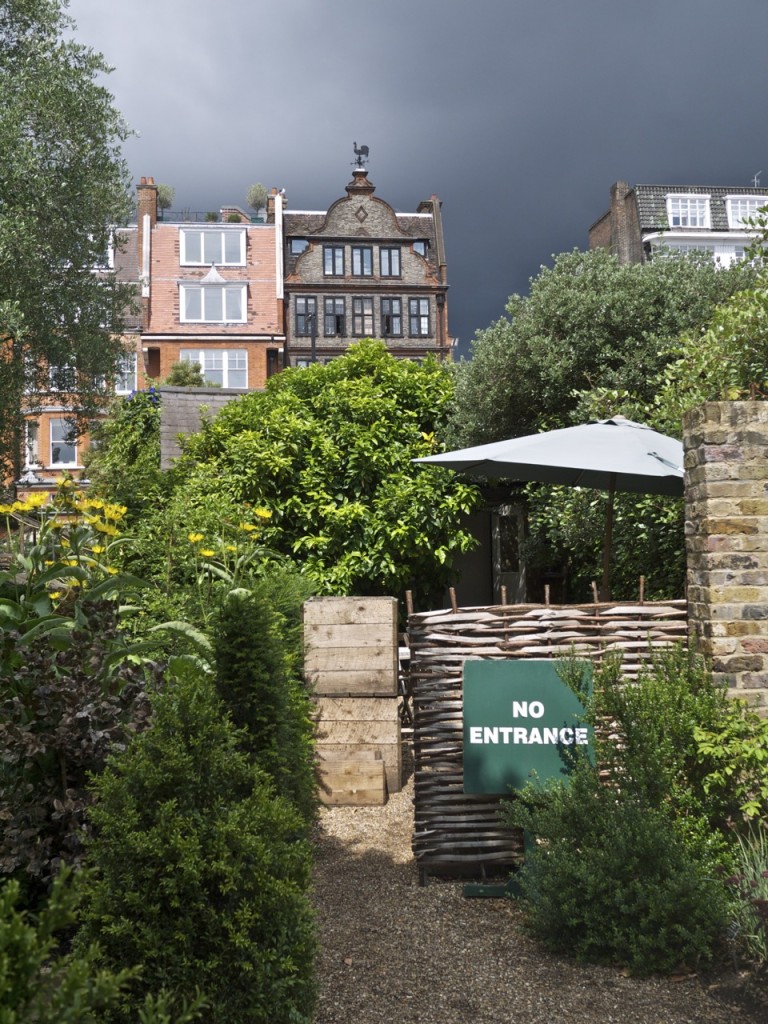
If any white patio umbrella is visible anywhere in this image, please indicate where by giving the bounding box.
[414,417,684,599]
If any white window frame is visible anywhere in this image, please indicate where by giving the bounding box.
[179,284,247,324]
[25,421,41,467]
[49,417,79,468]
[115,353,138,394]
[666,194,711,229]
[726,196,768,229]
[179,229,246,267]
[179,349,248,389]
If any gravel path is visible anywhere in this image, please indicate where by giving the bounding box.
[311,759,767,1024]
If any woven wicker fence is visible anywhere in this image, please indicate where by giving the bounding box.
[408,599,687,884]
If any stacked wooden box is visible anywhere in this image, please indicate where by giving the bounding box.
[304,597,402,806]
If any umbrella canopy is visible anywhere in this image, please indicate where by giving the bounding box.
[414,417,684,599]
[414,417,684,497]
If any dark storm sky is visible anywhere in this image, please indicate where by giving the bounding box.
[67,0,768,357]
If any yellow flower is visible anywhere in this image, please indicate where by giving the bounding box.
[238,523,257,533]
[25,493,48,508]
[90,544,105,554]
[225,545,237,553]
[103,502,127,521]
[60,538,71,548]
[49,591,62,600]
[199,549,215,557]
[93,521,119,537]
[254,507,272,520]
[188,532,204,543]
[105,566,119,575]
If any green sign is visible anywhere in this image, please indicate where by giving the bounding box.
[463,659,593,795]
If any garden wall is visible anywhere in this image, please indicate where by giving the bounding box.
[684,401,768,710]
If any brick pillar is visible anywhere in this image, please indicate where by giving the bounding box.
[684,401,768,709]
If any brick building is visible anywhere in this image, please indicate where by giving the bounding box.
[18,225,142,491]
[280,166,452,365]
[136,177,285,390]
[15,162,453,492]
[589,180,768,266]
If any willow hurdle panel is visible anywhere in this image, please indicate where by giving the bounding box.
[409,600,687,881]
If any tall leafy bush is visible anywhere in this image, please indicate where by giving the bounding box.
[77,667,316,1024]
[212,582,316,824]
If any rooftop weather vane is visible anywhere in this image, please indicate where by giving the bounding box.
[353,142,369,169]
[753,171,762,188]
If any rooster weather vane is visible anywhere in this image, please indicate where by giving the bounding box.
[353,142,369,169]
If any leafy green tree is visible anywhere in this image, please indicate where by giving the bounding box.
[0,0,134,479]
[449,248,756,447]
[155,184,174,218]
[446,249,755,600]
[246,182,268,217]
[84,389,164,518]
[656,274,768,431]
[163,360,205,386]
[129,340,479,610]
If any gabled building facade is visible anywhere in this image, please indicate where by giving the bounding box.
[280,167,452,366]
[589,180,768,266]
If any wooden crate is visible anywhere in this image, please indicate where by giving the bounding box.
[304,597,398,696]
[314,696,402,793]
[316,752,387,806]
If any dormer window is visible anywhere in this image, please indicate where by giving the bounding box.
[666,195,711,229]
[413,240,428,256]
[290,238,309,255]
[726,196,768,229]
[180,228,245,266]
[180,284,247,323]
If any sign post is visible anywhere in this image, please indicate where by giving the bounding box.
[462,658,593,897]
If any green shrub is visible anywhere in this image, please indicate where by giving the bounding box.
[0,599,160,901]
[77,666,316,1024]
[0,869,130,1024]
[569,648,739,853]
[212,584,316,825]
[506,758,731,975]
[726,825,768,965]
[500,648,752,974]
[695,699,768,823]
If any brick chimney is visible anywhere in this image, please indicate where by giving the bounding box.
[136,177,157,325]
[609,180,633,265]
[136,175,156,272]
[266,186,286,224]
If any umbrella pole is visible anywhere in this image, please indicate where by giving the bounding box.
[601,477,615,601]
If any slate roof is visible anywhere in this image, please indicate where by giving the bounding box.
[634,184,768,232]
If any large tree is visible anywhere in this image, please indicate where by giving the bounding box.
[95,341,480,612]
[448,247,756,448]
[0,0,134,480]
[446,248,758,601]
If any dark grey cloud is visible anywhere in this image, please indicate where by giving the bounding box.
[67,0,768,355]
